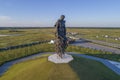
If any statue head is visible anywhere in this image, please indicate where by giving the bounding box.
[60,15,65,20]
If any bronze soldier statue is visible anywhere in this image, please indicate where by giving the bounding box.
[54,15,68,58]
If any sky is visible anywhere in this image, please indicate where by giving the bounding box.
[0,0,120,27]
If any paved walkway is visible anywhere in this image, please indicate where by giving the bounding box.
[71,40,120,54]
[108,60,120,69]
[86,39,120,49]
[0,52,120,76]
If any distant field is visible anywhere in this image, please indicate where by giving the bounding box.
[67,28,120,44]
[0,29,54,48]
[0,28,120,48]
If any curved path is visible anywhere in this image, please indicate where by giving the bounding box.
[0,52,120,76]
[71,40,120,54]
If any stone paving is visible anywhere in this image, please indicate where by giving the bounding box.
[71,40,120,54]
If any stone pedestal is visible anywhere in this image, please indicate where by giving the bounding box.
[48,54,73,63]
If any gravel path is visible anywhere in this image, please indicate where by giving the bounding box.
[71,40,120,54]
[0,52,120,76]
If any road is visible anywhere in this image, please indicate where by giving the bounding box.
[71,40,120,54]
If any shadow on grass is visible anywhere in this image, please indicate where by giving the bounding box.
[68,56,120,80]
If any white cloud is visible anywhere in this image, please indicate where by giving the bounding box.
[0,16,11,21]
[0,15,13,27]
[0,16,43,27]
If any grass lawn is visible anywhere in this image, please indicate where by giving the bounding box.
[0,55,119,80]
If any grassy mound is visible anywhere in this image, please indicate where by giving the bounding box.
[0,55,120,80]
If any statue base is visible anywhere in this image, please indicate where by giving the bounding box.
[48,54,73,63]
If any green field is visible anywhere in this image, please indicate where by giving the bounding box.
[0,28,120,67]
[0,29,54,48]
[67,28,120,44]
[0,28,120,80]
[0,55,119,80]
[0,28,120,48]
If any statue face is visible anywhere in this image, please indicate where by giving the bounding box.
[60,15,65,20]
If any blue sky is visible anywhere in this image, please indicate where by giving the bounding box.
[0,0,120,27]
